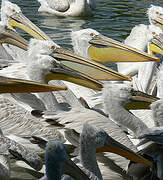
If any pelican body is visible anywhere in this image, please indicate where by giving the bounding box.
[37,0,96,17]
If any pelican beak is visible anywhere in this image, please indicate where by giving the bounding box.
[0,76,67,93]
[88,34,160,63]
[62,157,91,180]
[46,68,103,91]
[125,90,159,110]
[149,34,163,56]
[8,12,131,83]
[0,26,28,50]
[9,12,51,40]
[7,12,131,82]
[96,134,153,167]
[50,47,132,82]
[153,15,163,29]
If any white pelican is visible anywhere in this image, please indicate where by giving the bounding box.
[0,21,28,63]
[35,88,159,180]
[102,83,156,137]
[1,0,51,41]
[0,0,132,83]
[69,6,163,94]
[0,38,133,158]
[147,5,163,30]
[78,122,153,180]
[128,126,163,179]
[0,128,43,171]
[127,64,163,179]
[70,28,161,107]
[41,141,91,180]
[118,5,163,78]
[0,37,134,112]
[0,129,10,180]
[71,27,163,96]
[0,0,138,111]
[36,0,96,17]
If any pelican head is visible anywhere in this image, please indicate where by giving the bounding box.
[81,123,152,167]
[26,38,133,91]
[150,32,163,56]
[71,28,160,64]
[1,0,50,40]
[0,21,28,50]
[26,38,103,90]
[103,83,159,111]
[136,129,163,179]
[45,141,91,180]
[147,5,163,29]
[71,28,99,59]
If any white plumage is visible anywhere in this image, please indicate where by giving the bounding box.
[37,0,96,17]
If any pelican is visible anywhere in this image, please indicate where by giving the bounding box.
[34,87,159,180]
[102,82,160,138]
[126,65,163,179]
[0,38,133,160]
[41,140,91,180]
[0,0,138,110]
[4,0,157,66]
[37,123,153,180]
[0,37,133,112]
[70,28,161,107]
[0,0,132,83]
[128,127,163,179]
[147,5,163,30]
[119,5,163,76]
[70,6,163,93]
[36,0,96,17]
[0,21,28,64]
[0,129,10,180]
[78,122,153,180]
[0,127,43,180]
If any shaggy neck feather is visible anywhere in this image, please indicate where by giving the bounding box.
[104,99,148,137]
[80,134,103,180]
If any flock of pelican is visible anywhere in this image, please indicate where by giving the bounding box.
[0,0,163,179]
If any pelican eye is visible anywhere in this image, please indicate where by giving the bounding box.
[152,31,156,35]
[12,9,16,13]
[156,11,160,15]
[51,45,56,51]
[4,25,8,30]
[90,32,96,37]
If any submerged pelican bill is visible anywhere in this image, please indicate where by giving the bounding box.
[88,35,160,63]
